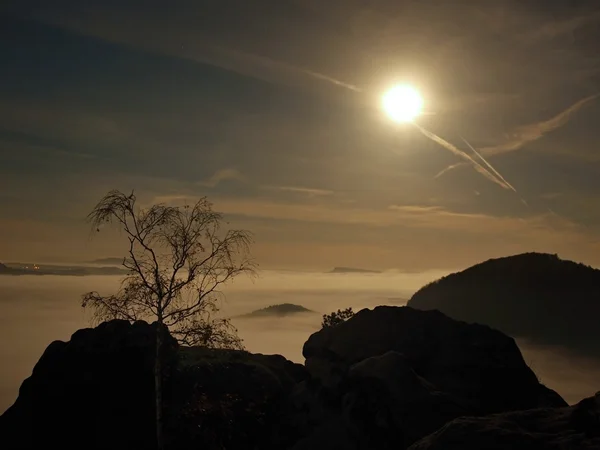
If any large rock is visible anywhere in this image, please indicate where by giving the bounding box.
[0,320,308,450]
[408,392,600,450]
[169,346,308,449]
[298,306,567,449]
[408,252,600,356]
[304,306,565,413]
[0,319,178,450]
[293,351,473,449]
[347,351,474,446]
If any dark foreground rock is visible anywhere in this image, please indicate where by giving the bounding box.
[2,307,595,450]
[168,346,308,449]
[294,306,567,448]
[1,320,177,449]
[0,320,307,450]
[409,392,600,450]
[303,306,565,413]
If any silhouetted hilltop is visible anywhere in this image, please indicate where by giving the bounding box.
[408,252,600,356]
[238,303,315,318]
[328,267,382,274]
[2,307,586,450]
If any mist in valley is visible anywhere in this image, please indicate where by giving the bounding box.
[1,270,598,413]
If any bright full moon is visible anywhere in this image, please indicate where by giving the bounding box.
[382,84,424,123]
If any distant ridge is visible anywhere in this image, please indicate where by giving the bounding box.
[328,267,382,274]
[0,262,128,276]
[408,252,600,356]
[86,257,125,265]
[237,303,315,318]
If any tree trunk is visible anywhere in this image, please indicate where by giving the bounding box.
[155,322,164,450]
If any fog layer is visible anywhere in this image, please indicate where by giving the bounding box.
[1,270,598,413]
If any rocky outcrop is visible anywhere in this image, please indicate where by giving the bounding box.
[169,346,308,449]
[297,306,567,448]
[2,307,593,450]
[0,320,178,449]
[408,392,600,450]
[303,306,565,413]
[0,320,307,450]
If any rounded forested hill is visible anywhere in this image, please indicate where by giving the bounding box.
[238,303,315,318]
[408,252,600,356]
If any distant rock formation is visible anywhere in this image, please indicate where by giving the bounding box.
[238,303,316,318]
[328,267,382,274]
[3,306,596,450]
[408,252,600,356]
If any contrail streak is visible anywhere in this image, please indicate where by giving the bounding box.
[458,134,517,193]
[302,69,363,92]
[411,122,514,191]
[436,94,599,176]
[459,134,528,205]
[435,163,462,178]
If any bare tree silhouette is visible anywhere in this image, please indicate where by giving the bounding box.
[82,190,256,450]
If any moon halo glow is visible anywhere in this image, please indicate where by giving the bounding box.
[382,84,424,123]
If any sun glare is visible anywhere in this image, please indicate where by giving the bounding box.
[382,84,424,123]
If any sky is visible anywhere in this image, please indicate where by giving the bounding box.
[2,1,600,271]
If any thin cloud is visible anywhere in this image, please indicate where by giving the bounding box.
[205,44,362,92]
[300,68,362,92]
[521,11,600,43]
[388,205,443,214]
[24,7,362,96]
[176,42,363,94]
[151,195,191,205]
[540,192,563,200]
[211,195,581,238]
[199,168,245,188]
[263,186,335,197]
[437,94,600,177]
[483,94,599,156]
